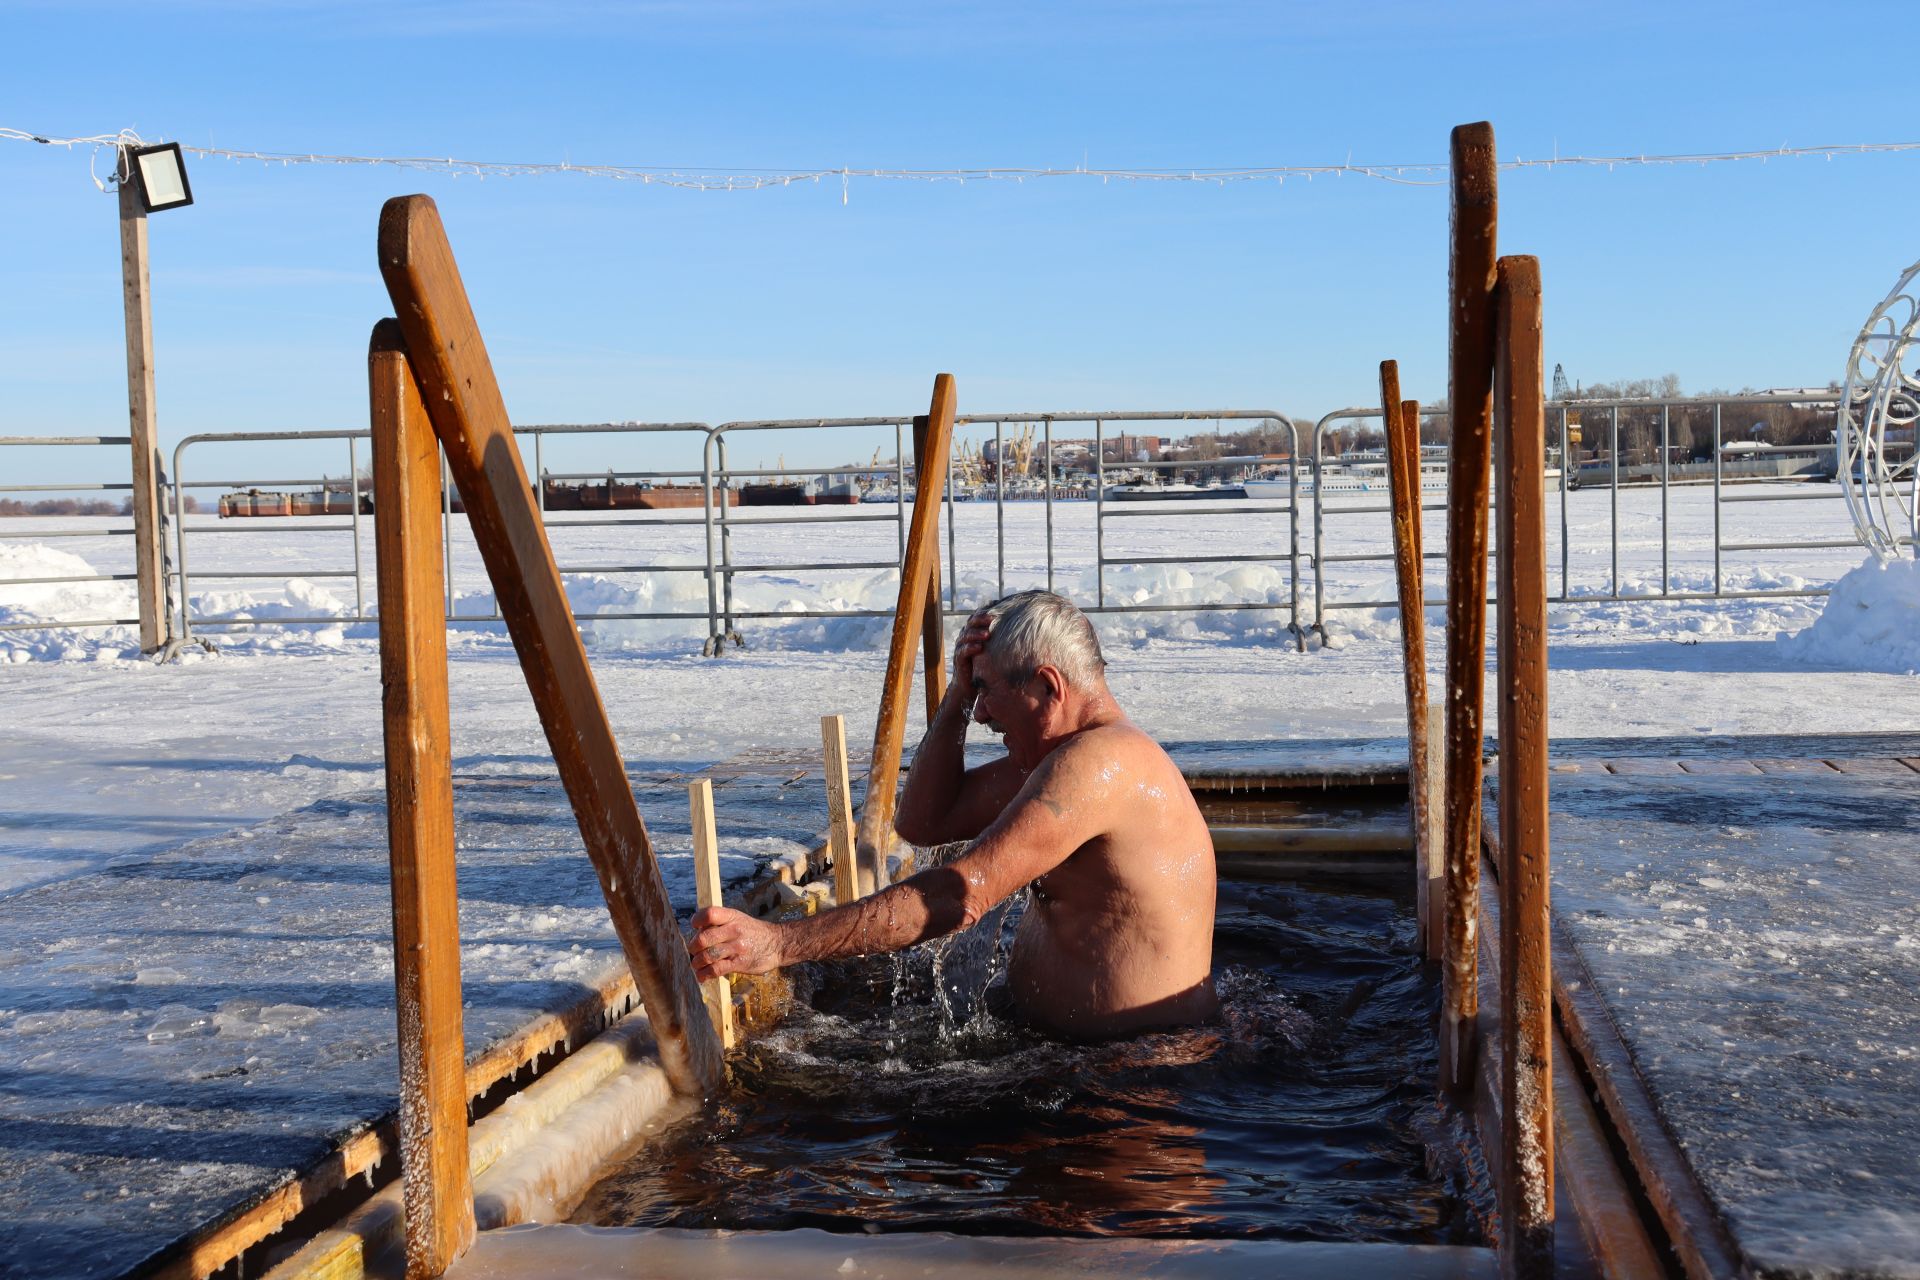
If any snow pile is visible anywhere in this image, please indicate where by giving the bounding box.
[1779,555,1920,675]
[0,542,143,662]
[190,577,361,651]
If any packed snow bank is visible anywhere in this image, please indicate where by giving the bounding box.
[0,542,144,662]
[1779,555,1920,675]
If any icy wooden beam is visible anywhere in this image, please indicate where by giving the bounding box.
[855,374,957,895]
[1380,362,1437,960]
[376,194,722,1099]
[1494,254,1554,1278]
[821,714,861,905]
[688,780,735,1051]
[370,320,475,1278]
[1441,120,1498,1096]
[1424,700,1443,960]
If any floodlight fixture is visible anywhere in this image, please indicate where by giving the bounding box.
[128,142,193,213]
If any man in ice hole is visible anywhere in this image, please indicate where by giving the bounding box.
[688,589,1219,1039]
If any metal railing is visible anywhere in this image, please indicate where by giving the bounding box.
[168,424,727,641]
[0,435,145,633]
[1308,391,1865,632]
[13,392,1886,650]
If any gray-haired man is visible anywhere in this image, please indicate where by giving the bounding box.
[688,590,1219,1039]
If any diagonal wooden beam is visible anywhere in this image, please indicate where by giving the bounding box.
[370,320,475,1278]
[376,194,722,1099]
[856,375,957,894]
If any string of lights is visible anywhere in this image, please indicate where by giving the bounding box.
[8,126,1919,197]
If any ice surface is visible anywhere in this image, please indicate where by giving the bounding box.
[0,490,1914,1269]
[1534,768,1920,1278]
[0,768,818,1280]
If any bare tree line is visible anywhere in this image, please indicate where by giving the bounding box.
[0,495,200,517]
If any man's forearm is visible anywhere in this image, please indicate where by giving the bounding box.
[893,687,973,837]
[772,867,969,966]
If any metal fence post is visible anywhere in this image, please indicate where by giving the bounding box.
[700,431,721,654]
[1558,407,1570,600]
[1094,419,1106,609]
[1312,417,1329,639]
[1288,417,1304,651]
[348,435,365,622]
[1043,415,1055,593]
[1660,403,1671,596]
[1610,406,1620,597]
[1712,405,1724,595]
[994,419,1006,600]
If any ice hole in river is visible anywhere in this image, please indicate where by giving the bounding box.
[571,874,1490,1244]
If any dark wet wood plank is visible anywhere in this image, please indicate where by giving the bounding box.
[1603,758,1686,776]
[1674,759,1764,776]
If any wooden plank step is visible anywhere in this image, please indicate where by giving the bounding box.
[1675,759,1764,776]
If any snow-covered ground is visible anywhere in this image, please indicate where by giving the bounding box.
[2,485,1916,897]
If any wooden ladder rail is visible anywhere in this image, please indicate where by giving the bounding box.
[1441,120,1498,1098]
[371,321,476,1279]
[375,193,724,1112]
[1493,253,1554,1278]
[1379,360,1440,960]
[854,374,957,895]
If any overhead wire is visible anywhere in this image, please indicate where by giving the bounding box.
[7,126,1919,196]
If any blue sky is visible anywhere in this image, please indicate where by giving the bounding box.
[4,1,1917,480]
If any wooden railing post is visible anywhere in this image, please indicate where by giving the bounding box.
[370,320,475,1277]
[1441,121,1499,1096]
[688,779,735,1051]
[820,714,861,905]
[377,195,722,1099]
[1495,254,1553,1278]
[855,375,957,895]
[1380,361,1436,959]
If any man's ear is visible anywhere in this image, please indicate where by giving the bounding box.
[1033,664,1068,703]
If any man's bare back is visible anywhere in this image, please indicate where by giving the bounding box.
[687,591,1219,1040]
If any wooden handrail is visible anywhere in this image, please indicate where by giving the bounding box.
[1441,121,1498,1095]
[370,320,475,1277]
[1379,360,1438,959]
[1494,253,1553,1275]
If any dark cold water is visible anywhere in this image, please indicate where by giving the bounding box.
[572,879,1490,1243]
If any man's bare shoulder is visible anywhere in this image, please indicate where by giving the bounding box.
[1029,720,1178,798]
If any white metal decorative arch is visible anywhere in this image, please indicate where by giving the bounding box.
[1839,260,1920,559]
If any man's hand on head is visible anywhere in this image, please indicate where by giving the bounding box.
[687,906,783,981]
[951,608,992,703]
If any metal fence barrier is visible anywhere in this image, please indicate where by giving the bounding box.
[1308,391,1865,633]
[7,392,1888,653]
[0,435,146,634]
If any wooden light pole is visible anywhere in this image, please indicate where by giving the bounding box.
[117,147,170,653]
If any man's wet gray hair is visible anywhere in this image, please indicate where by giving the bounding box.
[982,590,1107,690]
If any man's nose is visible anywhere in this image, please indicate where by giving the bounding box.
[969,692,989,723]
